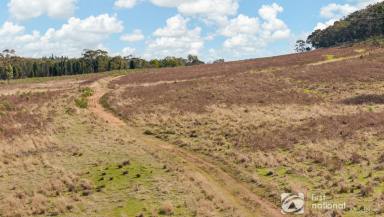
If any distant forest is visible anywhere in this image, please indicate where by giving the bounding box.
[0,49,207,81]
[307,2,384,48]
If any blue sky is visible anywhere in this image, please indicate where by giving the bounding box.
[0,0,381,61]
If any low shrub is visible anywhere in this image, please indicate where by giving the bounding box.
[75,97,88,109]
[80,87,94,97]
[158,201,174,215]
[324,54,335,61]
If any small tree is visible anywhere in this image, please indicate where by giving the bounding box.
[186,55,204,66]
[149,59,160,68]
[5,64,13,83]
[213,59,225,64]
[295,40,307,53]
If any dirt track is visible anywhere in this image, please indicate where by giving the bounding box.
[89,77,284,217]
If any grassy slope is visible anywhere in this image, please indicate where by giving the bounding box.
[1,44,384,217]
[104,44,384,217]
[0,71,253,217]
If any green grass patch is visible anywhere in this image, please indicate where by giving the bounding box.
[302,88,322,96]
[108,198,147,217]
[0,100,12,112]
[80,87,94,97]
[88,161,154,192]
[324,54,335,61]
[74,87,94,109]
[87,161,191,216]
[75,97,88,109]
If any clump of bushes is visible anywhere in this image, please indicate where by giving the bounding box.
[74,87,94,109]
[0,100,12,111]
[80,87,94,97]
[75,97,88,109]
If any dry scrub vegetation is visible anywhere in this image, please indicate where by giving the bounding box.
[104,44,384,216]
[1,75,248,217]
[3,44,384,217]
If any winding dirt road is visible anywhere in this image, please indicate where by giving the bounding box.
[89,77,283,217]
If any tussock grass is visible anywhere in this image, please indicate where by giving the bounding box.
[103,45,384,216]
[75,97,88,108]
[74,87,94,109]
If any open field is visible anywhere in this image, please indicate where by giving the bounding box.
[1,44,384,217]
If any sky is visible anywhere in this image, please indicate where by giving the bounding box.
[0,0,382,61]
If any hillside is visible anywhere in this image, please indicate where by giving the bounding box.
[307,1,384,48]
[1,44,384,217]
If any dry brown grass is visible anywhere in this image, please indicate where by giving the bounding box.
[3,45,384,216]
[112,45,367,86]
[103,45,384,216]
[0,91,61,138]
[109,73,321,118]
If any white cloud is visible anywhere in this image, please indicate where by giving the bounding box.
[314,19,337,31]
[8,0,77,21]
[224,34,249,48]
[121,29,145,42]
[320,3,356,19]
[114,0,138,8]
[150,0,239,25]
[150,0,191,7]
[0,14,124,57]
[356,0,383,8]
[259,2,283,20]
[221,14,259,37]
[121,47,136,56]
[145,14,204,58]
[220,3,290,57]
[0,21,25,36]
[259,3,290,40]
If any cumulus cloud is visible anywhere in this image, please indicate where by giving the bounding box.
[0,14,124,57]
[121,47,136,56]
[221,15,262,50]
[0,21,25,36]
[120,29,145,42]
[145,14,204,58]
[320,3,356,19]
[150,0,191,7]
[220,3,290,57]
[221,14,259,37]
[114,0,138,8]
[259,3,290,40]
[8,0,77,21]
[150,0,239,25]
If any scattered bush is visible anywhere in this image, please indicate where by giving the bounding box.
[80,87,94,97]
[75,97,88,109]
[350,153,362,164]
[360,184,373,197]
[158,201,174,215]
[325,54,335,61]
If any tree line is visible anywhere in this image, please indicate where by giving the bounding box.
[0,49,205,81]
[306,2,384,48]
